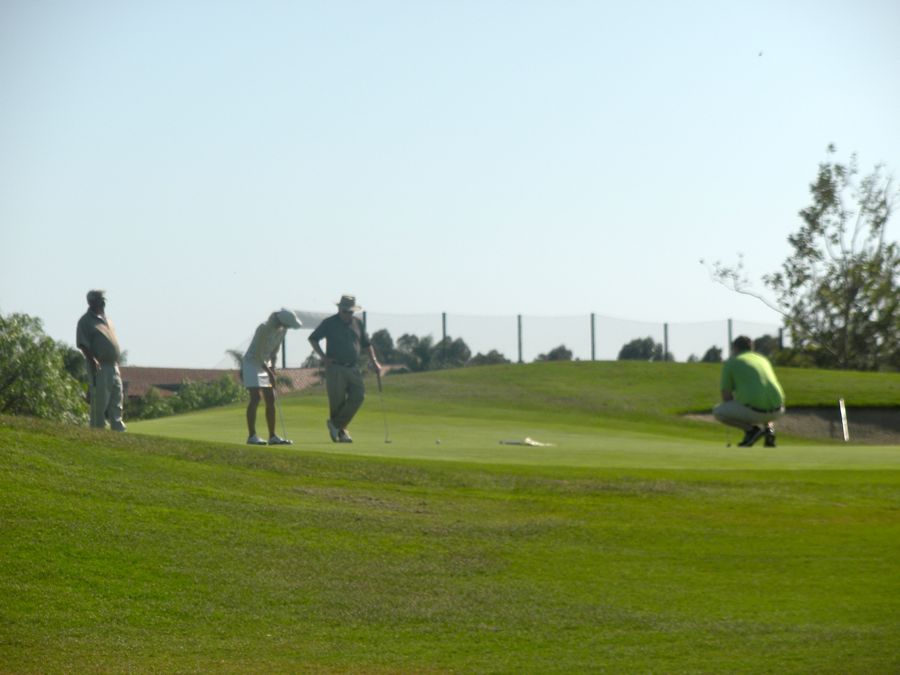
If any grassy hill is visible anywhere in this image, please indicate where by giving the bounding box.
[2,362,899,673]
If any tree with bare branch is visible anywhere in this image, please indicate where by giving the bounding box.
[703,146,899,371]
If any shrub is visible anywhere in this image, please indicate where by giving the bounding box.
[0,312,88,424]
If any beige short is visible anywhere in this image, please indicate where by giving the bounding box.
[713,400,785,431]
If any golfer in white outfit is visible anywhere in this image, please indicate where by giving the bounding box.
[242,309,302,445]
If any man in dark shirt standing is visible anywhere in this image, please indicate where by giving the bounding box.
[308,295,382,443]
[76,289,126,431]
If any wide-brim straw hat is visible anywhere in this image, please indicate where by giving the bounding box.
[336,295,362,312]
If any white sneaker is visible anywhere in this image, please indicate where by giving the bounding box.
[326,419,339,442]
[268,435,293,445]
[246,434,267,445]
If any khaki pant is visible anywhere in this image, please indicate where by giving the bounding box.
[325,363,365,430]
[713,400,784,431]
[90,363,126,431]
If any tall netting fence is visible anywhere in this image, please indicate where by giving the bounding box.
[269,312,785,368]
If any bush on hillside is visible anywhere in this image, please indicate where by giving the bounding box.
[127,386,173,420]
[171,375,246,414]
[126,375,246,420]
[0,312,88,424]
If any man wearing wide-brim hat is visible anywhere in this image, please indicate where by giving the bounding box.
[308,295,382,443]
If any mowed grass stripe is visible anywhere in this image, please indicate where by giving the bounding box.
[2,362,898,672]
[2,417,899,673]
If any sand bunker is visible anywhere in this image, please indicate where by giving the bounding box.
[685,407,900,444]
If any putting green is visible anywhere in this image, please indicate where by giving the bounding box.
[129,363,899,471]
[129,397,900,471]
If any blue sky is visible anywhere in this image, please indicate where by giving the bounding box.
[1,0,898,367]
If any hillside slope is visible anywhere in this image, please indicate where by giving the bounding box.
[2,415,899,673]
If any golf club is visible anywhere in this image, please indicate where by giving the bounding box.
[274,389,293,445]
[375,368,391,444]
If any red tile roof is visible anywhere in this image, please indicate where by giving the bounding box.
[120,367,322,399]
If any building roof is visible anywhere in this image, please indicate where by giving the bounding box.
[120,367,322,399]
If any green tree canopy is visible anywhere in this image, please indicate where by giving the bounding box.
[392,333,476,372]
[752,334,780,357]
[701,346,723,363]
[432,337,471,370]
[468,349,511,366]
[395,334,434,372]
[0,312,88,423]
[370,329,397,364]
[706,146,899,370]
[536,345,573,362]
[617,337,672,362]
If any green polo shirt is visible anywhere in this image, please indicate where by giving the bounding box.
[720,351,785,410]
[76,312,121,365]
[309,314,370,366]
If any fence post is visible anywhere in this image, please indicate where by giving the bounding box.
[663,322,669,362]
[442,312,447,342]
[282,335,287,368]
[517,314,523,364]
[778,327,784,350]
[727,318,733,351]
[590,313,596,361]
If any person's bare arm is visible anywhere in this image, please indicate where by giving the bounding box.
[368,345,382,374]
[309,336,331,365]
[79,346,99,374]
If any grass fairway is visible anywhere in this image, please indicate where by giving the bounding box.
[2,363,899,673]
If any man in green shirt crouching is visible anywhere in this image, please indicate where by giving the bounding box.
[714,335,786,447]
